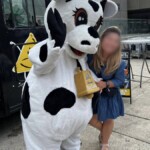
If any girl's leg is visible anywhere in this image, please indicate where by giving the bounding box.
[101,119,114,144]
[89,114,102,131]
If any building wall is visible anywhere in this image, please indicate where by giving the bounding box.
[112,0,127,19]
[128,0,150,10]
[104,0,150,34]
[113,0,150,19]
[102,0,128,34]
[127,0,150,19]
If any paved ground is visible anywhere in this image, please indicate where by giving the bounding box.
[0,59,150,150]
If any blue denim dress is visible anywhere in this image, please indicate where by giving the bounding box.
[88,55,126,122]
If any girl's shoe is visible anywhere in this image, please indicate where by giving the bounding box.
[100,144,109,150]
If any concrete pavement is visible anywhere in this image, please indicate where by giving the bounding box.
[0,59,150,150]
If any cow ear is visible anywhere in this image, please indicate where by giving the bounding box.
[102,0,118,18]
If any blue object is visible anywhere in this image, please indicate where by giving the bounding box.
[88,55,126,122]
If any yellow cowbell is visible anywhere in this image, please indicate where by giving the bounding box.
[74,67,100,99]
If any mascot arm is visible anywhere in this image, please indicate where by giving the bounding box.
[29,39,62,75]
[28,8,67,75]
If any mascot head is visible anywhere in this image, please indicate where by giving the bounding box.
[45,0,118,59]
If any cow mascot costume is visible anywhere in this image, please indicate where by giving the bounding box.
[21,0,118,149]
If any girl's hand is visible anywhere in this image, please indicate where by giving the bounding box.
[96,81,107,90]
[124,69,128,76]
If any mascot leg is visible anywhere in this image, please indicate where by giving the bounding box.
[22,123,62,150]
[61,134,81,150]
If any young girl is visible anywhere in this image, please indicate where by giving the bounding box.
[88,26,126,150]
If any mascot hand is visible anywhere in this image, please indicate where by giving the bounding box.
[47,8,66,48]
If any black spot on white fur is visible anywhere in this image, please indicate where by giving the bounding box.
[88,27,99,38]
[47,8,66,47]
[88,0,99,12]
[40,44,48,62]
[21,83,31,119]
[44,88,76,115]
[100,0,107,11]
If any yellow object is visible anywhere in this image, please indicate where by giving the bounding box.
[13,33,37,73]
[120,88,131,96]
[74,68,100,98]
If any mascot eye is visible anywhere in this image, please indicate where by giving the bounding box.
[73,8,88,26]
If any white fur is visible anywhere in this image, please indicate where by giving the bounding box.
[22,0,118,149]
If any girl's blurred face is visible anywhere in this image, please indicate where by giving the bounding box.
[101,33,120,56]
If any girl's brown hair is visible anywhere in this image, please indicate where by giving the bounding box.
[92,26,122,75]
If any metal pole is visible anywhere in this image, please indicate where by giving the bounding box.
[9,0,15,27]
[129,49,132,104]
[140,58,145,88]
[25,0,30,26]
[32,0,36,26]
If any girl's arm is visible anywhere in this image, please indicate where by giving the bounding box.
[109,61,126,88]
[97,61,126,89]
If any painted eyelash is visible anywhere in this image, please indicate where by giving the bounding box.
[72,8,80,16]
[94,16,103,30]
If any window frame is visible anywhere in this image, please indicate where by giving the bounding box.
[2,0,46,29]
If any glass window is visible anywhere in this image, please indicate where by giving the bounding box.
[3,0,46,27]
[3,0,13,27]
[34,0,45,26]
[25,0,35,26]
[11,0,28,27]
